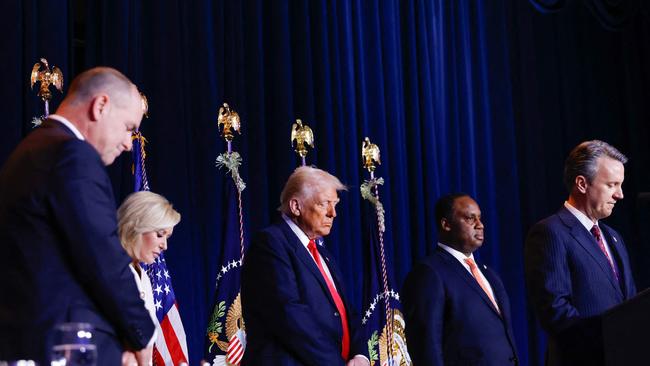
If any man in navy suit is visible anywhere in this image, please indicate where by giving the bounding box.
[525,140,636,365]
[241,166,369,365]
[0,67,155,365]
[402,193,518,366]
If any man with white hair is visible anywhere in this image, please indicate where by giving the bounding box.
[0,67,155,365]
[242,166,369,365]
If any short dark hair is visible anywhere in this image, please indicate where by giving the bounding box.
[434,192,470,230]
[563,140,627,192]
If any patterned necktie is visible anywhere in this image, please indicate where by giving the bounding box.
[590,225,619,280]
[308,239,350,360]
[464,257,500,313]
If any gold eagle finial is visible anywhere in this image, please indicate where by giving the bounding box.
[291,119,314,159]
[362,137,381,173]
[217,103,241,142]
[30,58,64,102]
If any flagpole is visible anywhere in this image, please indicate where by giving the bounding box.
[217,103,245,259]
[208,102,248,365]
[361,137,394,365]
[131,92,189,364]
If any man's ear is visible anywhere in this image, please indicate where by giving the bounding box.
[440,217,452,232]
[575,175,589,194]
[89,94,110,122]
[289,198,301,217]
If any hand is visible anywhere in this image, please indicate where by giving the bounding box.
[134,346,153,366]
[122,351,137,366]
[347,355,371,366]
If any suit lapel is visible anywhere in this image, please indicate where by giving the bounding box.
[315,241,352,306]
[437,248,501,317]
[558,208,622,294]
[278,221,338,308]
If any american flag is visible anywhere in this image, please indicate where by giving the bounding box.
[132,131,189,365]
[144,254,189,365]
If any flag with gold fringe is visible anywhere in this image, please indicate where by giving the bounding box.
[132,129,189,365]
[359,138,411,366]
[205,104,248,366]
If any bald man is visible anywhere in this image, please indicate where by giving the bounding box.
[0,67,155,365]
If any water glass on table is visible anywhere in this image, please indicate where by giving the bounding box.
[50,323,97,366]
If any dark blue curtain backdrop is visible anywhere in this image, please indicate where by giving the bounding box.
[2,1,650,365]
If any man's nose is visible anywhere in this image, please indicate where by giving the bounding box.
[475,218,484,229]
[614,186,624,200]
[328,205,337,218]
[124,133,133,151]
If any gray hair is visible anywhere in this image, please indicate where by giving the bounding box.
[563,140,628,192]
[278,166,347,215]
[66,67,135,108]
[117,191,181,258]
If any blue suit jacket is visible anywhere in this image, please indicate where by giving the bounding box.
[402,246,519,366]
[524,206,636,365]
[241,220,367,365]
[0,120,155,365]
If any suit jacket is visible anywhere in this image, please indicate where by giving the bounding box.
[524,206,636,366]
[402,246,519,366]
[241,219,367,365]
[0,120,155,365]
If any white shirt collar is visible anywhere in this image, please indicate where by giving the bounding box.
[282,214,312,249]
[564,201,597,231]
[47,114,85,140]
[438,242,475,262]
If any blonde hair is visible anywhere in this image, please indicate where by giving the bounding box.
[117,191,181,258]
[279,166,347,215]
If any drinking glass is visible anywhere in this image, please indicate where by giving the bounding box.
[49,323,97,366]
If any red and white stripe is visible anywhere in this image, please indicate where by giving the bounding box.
[225,330,246,365]
[153,302,189,365]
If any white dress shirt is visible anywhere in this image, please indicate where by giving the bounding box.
[47,114,85,140]
[438,242,498,311]
[564,201,615,262]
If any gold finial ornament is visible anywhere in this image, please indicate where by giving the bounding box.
[218,103,241,143]
[291,119,314,163]
[362,137,381,173]
[30,58,63,103]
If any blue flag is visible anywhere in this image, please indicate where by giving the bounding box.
[205,152,247,366]
[360,181,411,366]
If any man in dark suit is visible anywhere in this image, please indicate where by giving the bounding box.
[241,166,369,366]
[0,67,155,365]
[402,193,518,366]
[525,140,636,365]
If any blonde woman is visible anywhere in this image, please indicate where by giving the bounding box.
[117,191,181,322]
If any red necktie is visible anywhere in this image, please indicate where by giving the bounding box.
[590,225,619,280]
[464,258,500,314]
[308,239,350,360]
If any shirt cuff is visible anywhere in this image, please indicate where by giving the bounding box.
[353,354,370,364]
